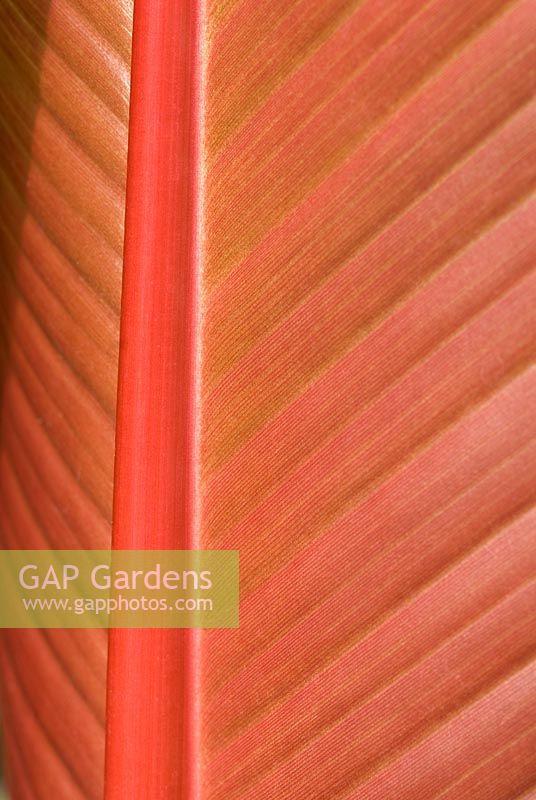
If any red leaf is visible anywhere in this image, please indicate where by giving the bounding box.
[1,1,535,798]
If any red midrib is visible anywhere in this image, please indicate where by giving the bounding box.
[104,2,203,797]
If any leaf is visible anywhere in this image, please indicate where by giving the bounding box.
[195,2,536,798]
[2,1,536,799]
[0,0,131,797]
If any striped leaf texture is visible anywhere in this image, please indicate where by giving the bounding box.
[2,0,536,798]
[0,0,131,797]
[199,0,536,797]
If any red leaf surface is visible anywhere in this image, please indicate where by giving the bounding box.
[1,1,536,798]
[0,1,131,797]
